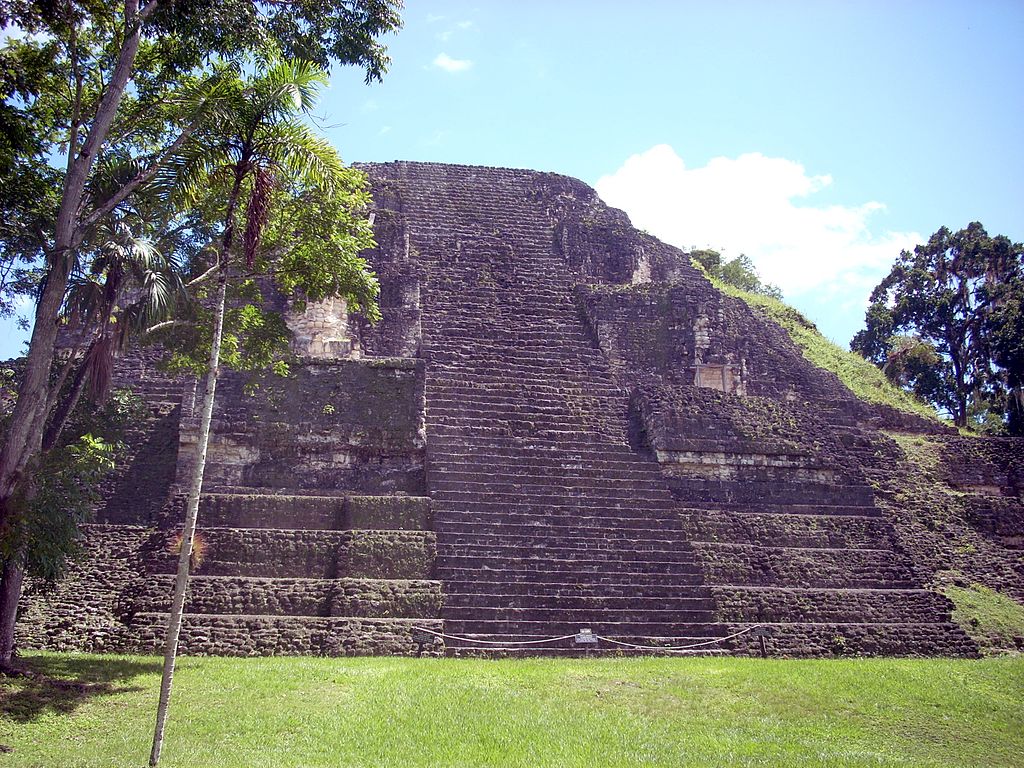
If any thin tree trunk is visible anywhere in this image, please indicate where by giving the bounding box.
[0,0,145,507]
[42,339,98,454]
[149,268,228,766]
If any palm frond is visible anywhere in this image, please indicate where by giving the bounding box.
[259,119,343,190]
[83,335,117,403]
[254,58,329,117]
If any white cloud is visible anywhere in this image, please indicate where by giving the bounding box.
[595,145,920,308]
[432,52,473,73]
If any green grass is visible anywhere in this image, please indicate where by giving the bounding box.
[713,281,940,422]
[2,654,1022,767]
[942,581,1024,655]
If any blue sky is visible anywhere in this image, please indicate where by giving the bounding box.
[3,1,1022,356]
[316,0,1023,345]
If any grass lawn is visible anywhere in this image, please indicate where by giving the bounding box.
[1,654,1022,767]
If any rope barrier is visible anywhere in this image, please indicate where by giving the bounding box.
[412,624,766,652]
[593,624,764,652]
[411,626,578,646]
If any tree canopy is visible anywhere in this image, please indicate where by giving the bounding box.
[691,249,783,300]
[851,222,1024,432]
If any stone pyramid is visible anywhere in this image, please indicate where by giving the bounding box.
[20,161,1024,657]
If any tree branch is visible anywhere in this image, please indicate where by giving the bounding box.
[145,319,196,335]
[186,263,220,288]
[80,124,197,231]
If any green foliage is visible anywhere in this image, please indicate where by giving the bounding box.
[0,0,400,328]
[0,388,142,582]
[151,57,380,378]
[941,580,1024,655]
[713,280,940,421]
[691,249,782,299]
[852,223,1024,432]
[10,434,117,582]
[3,654,1024,767]
[269,176,380,320]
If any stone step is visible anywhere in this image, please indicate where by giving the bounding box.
[127,613,445,656]
[438,541,699,564]
[427,424,630,444]
[148,529,435,579]
[441,619,725,637]
[687,501,881,517]
[444,592,715,611]
[427,476,670,496]
[437,564,704,586]
[709,586,957,624]
[166,494,432,531]
[432,485,673,505]
[440,606,715,624]
[717,621,978,658]
[132,575,442,618]
[679,510,896,549]
[434,517,696,540]
[427,444,649,465]
[432,505,683,527]
[436,621,976,657]
[666,478,877,507]
[429,464,667,485]
[442,578,710,598]
[693,542,916,589]
[427,371,618,388]
[438,529,698,553]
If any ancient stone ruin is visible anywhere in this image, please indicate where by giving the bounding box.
[17,161,1024,657]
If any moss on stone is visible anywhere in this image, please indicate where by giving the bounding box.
[714,281,941,422]
[939,577,1024,654]
[346,496,431,530]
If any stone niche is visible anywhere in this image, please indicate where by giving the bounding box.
[288,297,358,359]
[694,363,746,396]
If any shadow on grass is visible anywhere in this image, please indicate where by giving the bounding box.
[0,655,160,724]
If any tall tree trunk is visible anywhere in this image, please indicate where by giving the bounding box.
[0,0,147,664]
[0,560,25,669]
[149,268,228,767]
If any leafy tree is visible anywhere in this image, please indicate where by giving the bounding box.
[852,222,1024,431]
[691,249,783,299]
[0,0,401,669]
[0,366,142,660]
[145,57,378,767]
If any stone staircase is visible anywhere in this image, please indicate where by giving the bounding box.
[128,492,442,656]
[19,160,983,658]
[362,161,976,657]
[365,162,722,654]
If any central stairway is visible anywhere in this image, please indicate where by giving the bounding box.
[370,162,721,652]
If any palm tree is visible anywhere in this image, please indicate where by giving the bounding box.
[149,57,352,767]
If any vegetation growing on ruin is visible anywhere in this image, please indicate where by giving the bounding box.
[940,579,1024,655]
[2,653,1022,768]
[712,280,941,422]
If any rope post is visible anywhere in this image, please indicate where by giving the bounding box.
[411,629,434,658]
[750,626,773,658]
[574,628,598,656]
